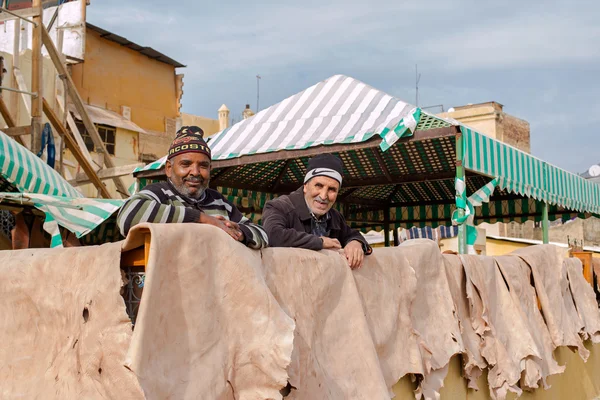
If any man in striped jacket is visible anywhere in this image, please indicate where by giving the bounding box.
[117,126,268,249]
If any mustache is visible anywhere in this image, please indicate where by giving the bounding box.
[184,176,207,184]
[314,196,329,204]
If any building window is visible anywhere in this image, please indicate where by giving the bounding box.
[74,121,116,155]
[98,125,116,155]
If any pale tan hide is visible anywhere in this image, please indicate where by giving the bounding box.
[461,255,536,399]
[564,258,600,343]
[0,243,144,399]
[443,254,487,390]
[513,246,590,360]
[123,224,295,400]
[494,255,565,390]
[3,225,600,400]
[399,240,464,400]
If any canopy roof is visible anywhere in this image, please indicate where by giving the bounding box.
[69,103,147,134]
[0,130,81,198]
[0,131,123,246]
[134,75,600,230]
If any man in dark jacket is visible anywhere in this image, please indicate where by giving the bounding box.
[262,154,371,269]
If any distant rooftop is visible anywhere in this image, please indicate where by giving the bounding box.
[451,101,504,112]
[87,23,185,68]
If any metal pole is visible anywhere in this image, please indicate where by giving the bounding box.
[542,202,549,244]
[384,207,390,247]
[0,86,37,96]
[256,74,261,112]
[456,130,467,254]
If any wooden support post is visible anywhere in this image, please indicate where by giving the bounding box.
[0,96,25,146]
[68,163,144,186]
[55,93,99,171]
[55,28,66,174]
[30,0,43,152]
[41,25,130,198]
[393,227,399,246]
[542,202,549,244]
[373,150,393,183]
[271,159,292,192]
[10,19,20,124]
[43,98,112,198]
[1,125,32,137]
[384,207,390,247]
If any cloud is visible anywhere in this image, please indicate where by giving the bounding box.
[416,11,600,70]
[90,6,176,27]
[85,0,600,173]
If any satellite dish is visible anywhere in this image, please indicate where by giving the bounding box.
[588,164,600,177]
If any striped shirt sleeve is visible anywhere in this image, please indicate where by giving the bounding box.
[116,188,202,237]
[225,198,269,250]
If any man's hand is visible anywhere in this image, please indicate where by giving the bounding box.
[198,213,243,241]
[344,240,364,270]
[215,215,244,242]
[321,237,342,249]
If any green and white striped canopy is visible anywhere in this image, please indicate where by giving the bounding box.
[0,130,82,198]
[209,74,420,158]
[0,131,124,247]
[131,75,600,232]
[133,74,421,175]
[0,192,124,248]
[462,127,600,214]
[133,155,167,176]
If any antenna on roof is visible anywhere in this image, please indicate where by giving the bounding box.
[415,64,421,107]
[256,74,261,112]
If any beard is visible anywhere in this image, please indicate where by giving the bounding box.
[170,176,209,200]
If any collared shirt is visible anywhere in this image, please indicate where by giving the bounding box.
[304,199,332,237]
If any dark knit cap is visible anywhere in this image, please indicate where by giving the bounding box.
[167,126,211,160]
[304,154,344,185]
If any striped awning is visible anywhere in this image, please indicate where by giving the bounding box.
[209,74,420,159]
[0,132,124,247]
[133,155,167,176]
[133,74,421,175]
[346,198,589,232]
[130,75,600,231]
[0,192,124,248]
[0,131,82,198]
[462,127,600,214]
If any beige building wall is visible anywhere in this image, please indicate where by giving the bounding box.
[138,129,175,163]
[70,27,180,134]
[66,127,138,198]
[529,217,600,248]
[181,112,221,138]
[438,102,530,153]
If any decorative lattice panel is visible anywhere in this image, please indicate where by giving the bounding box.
[415,113,452,131]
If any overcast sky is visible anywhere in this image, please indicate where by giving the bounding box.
[88,0,600,174]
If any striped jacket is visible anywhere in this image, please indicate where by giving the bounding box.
[117,181,268,249]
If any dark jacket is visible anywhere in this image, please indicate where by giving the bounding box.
[262,188,371,253]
